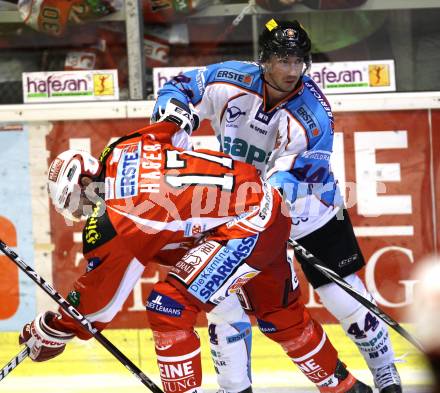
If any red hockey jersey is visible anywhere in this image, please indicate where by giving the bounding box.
[53,121,286,338]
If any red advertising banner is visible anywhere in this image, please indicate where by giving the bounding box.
[302,110,435,322]
[46,110,439,327]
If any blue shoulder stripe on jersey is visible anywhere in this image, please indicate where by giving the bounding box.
[206,61,262,95]
[205,80,263,100]
[153,61,263,113]
[215,68,254,86]
[283,76,335,147]
[302,76,334,123]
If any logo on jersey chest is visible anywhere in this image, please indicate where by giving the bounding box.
[215,69,254,86]
[255,105,276,125]
[226,106,246,124]
[221,136,270,166]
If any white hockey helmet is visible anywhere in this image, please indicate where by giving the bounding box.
[47,149,101,213]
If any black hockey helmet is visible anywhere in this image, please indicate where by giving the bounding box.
[259,19,311,64]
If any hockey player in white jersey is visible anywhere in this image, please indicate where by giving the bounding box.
[152,18,402,393]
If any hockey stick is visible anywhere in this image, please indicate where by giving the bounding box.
[0,239,164,393]
[289,238,424,352]
[0,346,30,382]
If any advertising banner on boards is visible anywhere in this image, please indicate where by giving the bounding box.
[152,60,396,97]
[22,70,119,103]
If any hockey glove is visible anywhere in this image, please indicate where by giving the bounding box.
[152,98,200,135]
[19,311,74,362]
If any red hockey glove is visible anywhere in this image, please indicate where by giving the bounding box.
[19,311,74,362]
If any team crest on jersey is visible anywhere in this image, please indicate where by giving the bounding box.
[215,69,254,87]
[226,106,246,123]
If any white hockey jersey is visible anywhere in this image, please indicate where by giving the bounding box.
[154,61,344,238]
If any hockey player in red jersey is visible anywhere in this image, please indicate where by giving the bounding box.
[19,120,371,393]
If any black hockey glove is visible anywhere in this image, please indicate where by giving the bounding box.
[152,98,200,135]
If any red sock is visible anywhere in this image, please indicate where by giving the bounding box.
[153,329,203,393]
[284,321,339,386]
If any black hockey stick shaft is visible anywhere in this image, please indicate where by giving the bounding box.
[0,346,30,382]
[0,239,164,393]
[289,238,424,352]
